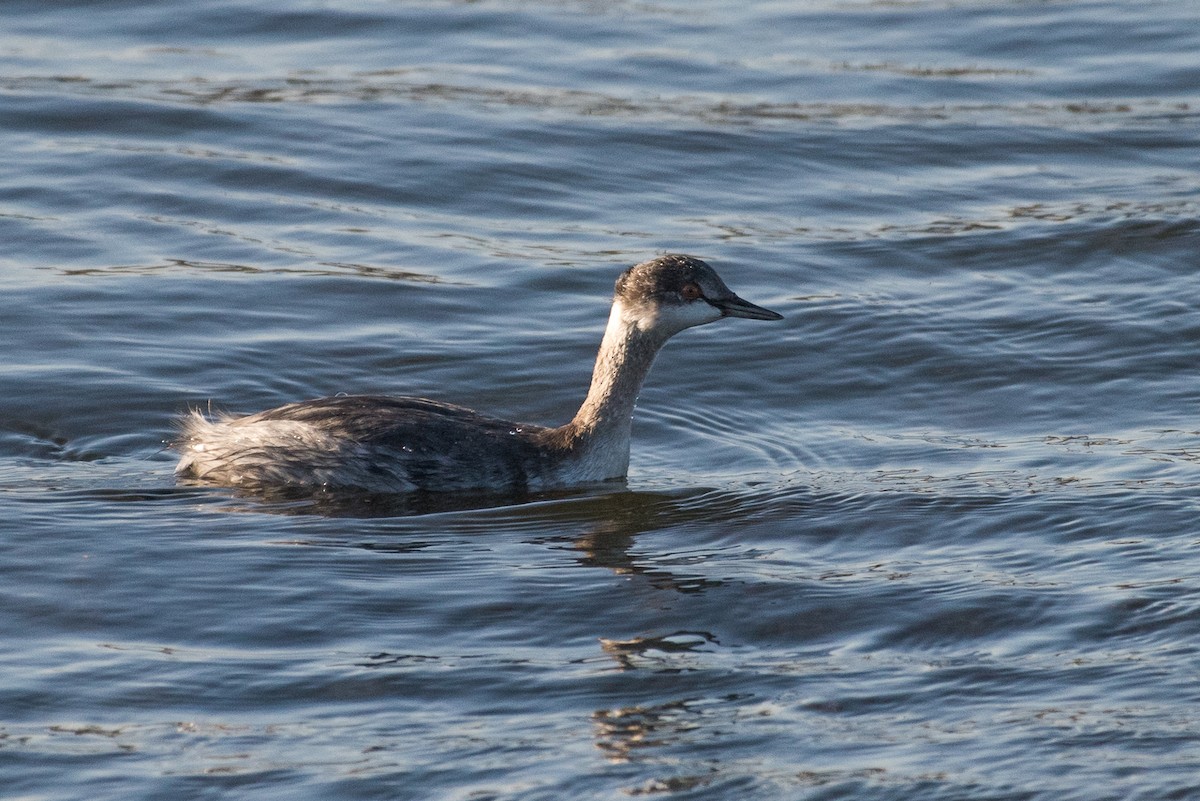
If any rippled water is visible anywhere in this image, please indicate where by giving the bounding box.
[3,1,1200,798]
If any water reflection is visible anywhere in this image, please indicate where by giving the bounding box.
[202,482,740,590]
[565,493,729,594]
[193,482,601,518]
[598,631,719,671]
[592,698,702,762]
[572,525,724,594]
[592,691,779,796]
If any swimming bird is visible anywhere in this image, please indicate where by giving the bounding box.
[175,254,782,493]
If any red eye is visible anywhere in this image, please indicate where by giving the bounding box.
[681,283,701,300]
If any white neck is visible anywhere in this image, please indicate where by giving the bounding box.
[560,299,670,479]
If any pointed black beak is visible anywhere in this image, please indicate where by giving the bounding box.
[709,294,783,321]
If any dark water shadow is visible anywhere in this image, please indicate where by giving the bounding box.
[177,479,616,519]
[175,478,774,591]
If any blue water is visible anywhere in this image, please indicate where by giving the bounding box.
[3,1,1200,798]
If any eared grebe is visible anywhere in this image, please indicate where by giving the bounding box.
[175,254,782,492]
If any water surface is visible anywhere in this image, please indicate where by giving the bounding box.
[3,1,1200,798]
